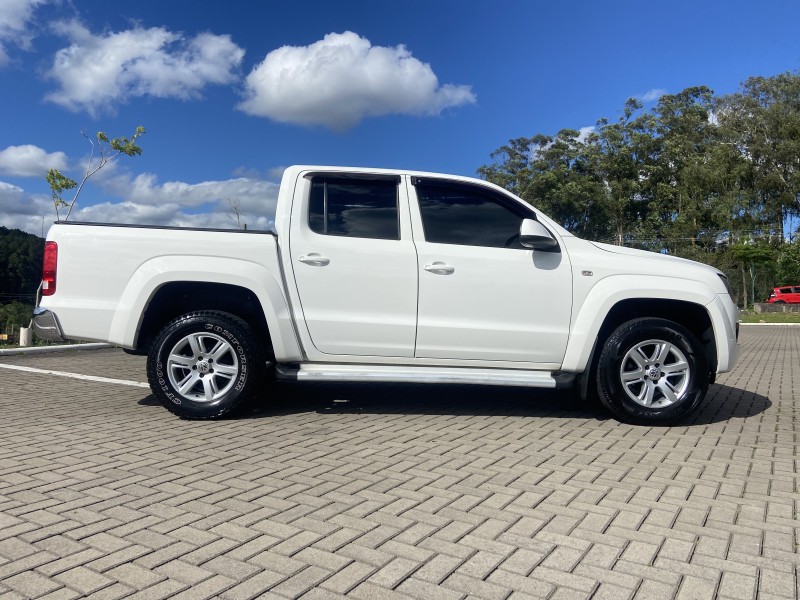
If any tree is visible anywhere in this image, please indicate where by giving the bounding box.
[592,99,659,245]
[0,301,33,331]
[46,126,145,221]
[0,227,43,300]
[479,131,609,240]
[730,243,776,307]
[478,73,800,306]
[716,72,800,242]
[776,240,800,284]
[227,197,247,230]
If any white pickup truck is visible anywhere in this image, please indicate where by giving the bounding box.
[33,165,740,424]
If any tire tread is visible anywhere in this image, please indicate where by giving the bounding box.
[146,310,265,419]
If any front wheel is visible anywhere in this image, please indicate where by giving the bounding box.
[596,318,709,425]
[146,311,265,419]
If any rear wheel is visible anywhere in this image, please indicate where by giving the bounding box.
[596,318,709,425]
[146,311,265,419]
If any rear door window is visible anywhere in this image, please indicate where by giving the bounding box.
[309,178,399,240]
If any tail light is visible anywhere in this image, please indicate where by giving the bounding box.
[42,241,58,296]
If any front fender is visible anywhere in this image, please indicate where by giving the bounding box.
[562,274,717,372]
[108,255,302,361]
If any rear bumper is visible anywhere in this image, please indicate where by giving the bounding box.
[32,308,65,342]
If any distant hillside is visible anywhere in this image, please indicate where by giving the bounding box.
[0,227,44,303]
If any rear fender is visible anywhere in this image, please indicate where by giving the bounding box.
[108,256,302,361]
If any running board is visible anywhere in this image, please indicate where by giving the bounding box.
[276,363,575,389]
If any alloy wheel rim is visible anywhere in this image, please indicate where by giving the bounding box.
[619,338,690,408]
[166,332,239,403]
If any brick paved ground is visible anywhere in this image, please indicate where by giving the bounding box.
[0,325,797,599]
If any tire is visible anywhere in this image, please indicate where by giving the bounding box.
[596,318,709,425]
[146,311,265,419]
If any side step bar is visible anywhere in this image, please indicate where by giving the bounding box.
[276,363,576,389]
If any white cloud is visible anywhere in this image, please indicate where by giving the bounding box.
[0,145,68,177]
[71,200,275,231]
[77,170,281,230]
[232,165,287,181]
[266,166,288,181]
[576,126,596,143]
[45,21,245,115]
[0,0,47,66]
[0,180,25,204]
[101,172,280,214]
[641,88,667,102]
[239,31,476,130]
[0,169,281,237]
[0,180,55,235]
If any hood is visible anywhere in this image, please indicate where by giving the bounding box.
[589,241,721,274]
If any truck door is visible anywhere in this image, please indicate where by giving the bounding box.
[409,177,572,364]
[288,173,418,357]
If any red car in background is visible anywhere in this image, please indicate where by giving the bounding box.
[766,286,800,303]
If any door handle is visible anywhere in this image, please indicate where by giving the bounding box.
[298,253,330,266]
[424,262,455,275]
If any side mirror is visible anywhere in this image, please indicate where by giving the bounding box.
[520,218,558,250]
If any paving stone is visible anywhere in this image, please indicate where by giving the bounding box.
[319,561,375,594]
[443,571,511,600]
[717,571,757,600]
[53,566,115,595]
[349,580,417,600]
[396,576,465,600]
[270,565,330,597]
[36,588,83,600]
[106,563,166,589]
[675,575,719,600]
[0,329,798,600]
[169,574,236,599]
[3,570,62,597]
[123,579,188,599]
[367,556,420,588]
[220,570,285,599]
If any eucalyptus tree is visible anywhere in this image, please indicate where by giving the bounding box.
[716,72,800,242]
[591,98,659,246]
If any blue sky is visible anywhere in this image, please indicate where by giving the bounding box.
[1,0,799,236]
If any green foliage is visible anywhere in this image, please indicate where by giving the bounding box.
[0,302,33,330]
[775,240,800,284]
[46,169,78,214]
[0,227,44,301]
[46,126,146,220]
[479,71,800,307]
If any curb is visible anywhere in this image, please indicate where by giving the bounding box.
[0,343,113,356]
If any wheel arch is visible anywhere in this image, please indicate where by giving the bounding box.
[563,276,718,375]
[597,299,715,371]
[575,298,715,400]
[132,282,273,357]
[107,256,303,361]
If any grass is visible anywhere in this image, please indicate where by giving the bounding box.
[739,311,800,323]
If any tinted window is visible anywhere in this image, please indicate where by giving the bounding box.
[779,287,792,294]
[309,178,399,240]
[416,183,530,248]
